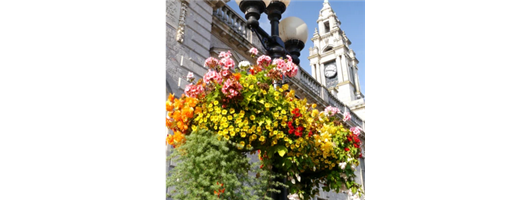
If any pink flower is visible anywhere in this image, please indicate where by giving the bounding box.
[257,55,271,66]
[204,57,219,69]
[286,55,293,62]
[221,70,230,77]
[284,61,298,78]
[184,84,204,98]
[351,126,362,136]
[273,58,287,73]
[221,78,243,99]
[218,51,232,59]
[203,70,222,84]
[220,57,235,70]
[324,106,340,116]
[186,72,194,82]
[343,112,351,122]
[249,47,259,56]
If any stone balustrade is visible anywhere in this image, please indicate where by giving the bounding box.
[214,5,251,41]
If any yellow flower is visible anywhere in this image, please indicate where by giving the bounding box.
[224,135,230,140]
[222,109,227,115]
[250,134,257,141]
[214,100,219,105]
[249,85,254,90]
[239,141,245,149]
[250,115,255,120]
[241,132,246,138]
[259,136,266,142]
[271,140,277,146]
[246,144,252,149]
[278,88,284,92]
[229,108,235,114]
[230,131,236,137]
[209,103,213,108]
[282,84,289,90]
[265,103,271,108]
[257,126,262,132]
[228,115,233,121]
[273,112,279,118]
[274,91,279,97]
[281,110,286,115]
[312,104,317,108]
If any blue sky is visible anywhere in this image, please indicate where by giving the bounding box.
[226,0,365,95]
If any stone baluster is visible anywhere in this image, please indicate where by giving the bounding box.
[237,17,245,34]
[222,7,229,22]
[216,8,223,18]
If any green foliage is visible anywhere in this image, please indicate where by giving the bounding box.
[167,129,277,200]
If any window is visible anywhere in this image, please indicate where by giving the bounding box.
[324,46,332,52]
[324,21,330,33]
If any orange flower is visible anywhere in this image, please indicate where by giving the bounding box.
[177,121,184,130]
[168,93,175,102]
[195,107,202,114]
[173,110,181,121]
[166,134,174,145]
[166,100,174,111]
[174,100,183,109]
[166,118,171,127]
[233,73,241,81]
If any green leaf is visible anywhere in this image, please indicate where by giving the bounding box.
[276,146,288,157]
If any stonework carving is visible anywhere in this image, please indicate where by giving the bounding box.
[175,0,189,43]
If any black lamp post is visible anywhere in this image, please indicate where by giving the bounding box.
[236,1,308,200]
[236,0,307,65]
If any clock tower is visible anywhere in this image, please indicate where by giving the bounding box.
[308,0,365,119]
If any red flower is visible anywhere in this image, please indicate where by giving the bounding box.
[345,147,350,152]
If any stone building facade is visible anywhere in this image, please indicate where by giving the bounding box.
[166,0,365,199]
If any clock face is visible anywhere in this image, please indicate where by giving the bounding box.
[325,64,337,78]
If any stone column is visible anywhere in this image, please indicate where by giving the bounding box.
[320,63,326,86]
[311,64,320,83]
[335,56,344,82]
[353,61,361,97]
[341,54,349,82]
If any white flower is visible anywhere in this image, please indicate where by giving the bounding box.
[238,61,250,69]
[296,173,301,182]
[339,162,347,170]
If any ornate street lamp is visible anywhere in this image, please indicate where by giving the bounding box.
[235,1,308,200]
[235,0,307,65]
